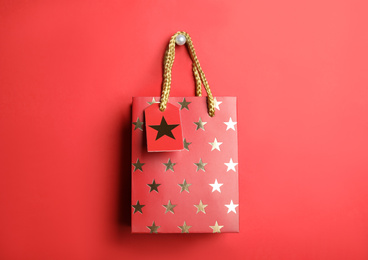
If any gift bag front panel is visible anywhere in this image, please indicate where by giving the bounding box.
[131,96,239,233]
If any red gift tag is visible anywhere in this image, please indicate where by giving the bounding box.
[145,103,184,152]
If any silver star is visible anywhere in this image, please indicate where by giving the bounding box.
[147,221,160,234]
[194,158,207,172]
[214,98,222,110]
[132,200,145,214]
[210,221,224,233]
[209,179,223,193]
[178,179,192,193]
[147,97,159,105]
[132,117,144,131]
[178,221,192,233]
[178,98,191,110]
[183,138,192,151]
[194,200,208,214]
[163,200,177,214]
[225,158,238,172]
[132,158,145,172]
[147,179,161,193]
[224,117,237,131]
[194,117,207,131]
[225,200,239,214]
[209,138,223,151]
[163,158,176,172]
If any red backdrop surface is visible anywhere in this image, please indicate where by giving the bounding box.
[1,1,368,259]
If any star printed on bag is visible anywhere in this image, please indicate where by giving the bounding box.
[178,98,191,110]
[209,138,223,151]
[147,221,160,234]
[194,200,208,214]
[225,158,238,172]
[194,117,207,131]
[132,200,145,214]
[178,179,192,193]
[132,158,145,172]
[210,221,224,233]
[163,200,177,214]
[194,158,207,172]
[147,179,161,193]
[132,117,144,131]
[147,97,159,105]
[214,98,222,110]
[183,138,192,151]
[224,117,237,131]
[149,116,179,140]
[178,221,192,233]
[225,200,239,214]
[163,158,176,172]
[209,179,223,193]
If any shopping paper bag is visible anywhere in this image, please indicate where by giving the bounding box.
[131,31,239,233]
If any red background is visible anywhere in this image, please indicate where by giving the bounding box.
[1,1,367,259]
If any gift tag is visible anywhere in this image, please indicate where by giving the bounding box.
[145,102,184,152]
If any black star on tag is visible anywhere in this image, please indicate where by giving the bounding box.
[149,116,179,140]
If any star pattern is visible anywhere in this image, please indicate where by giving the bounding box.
[225,158,238,172]
[163,200,177,214]
[147,97,159,105]
[214,98,222,110]
[178,221,192,233]
[225,200,239,214]
[209,179,223,193]
[224,117,237,131]
[132,117,144,131]
[132,200,145,214]
[132,97,239,233]
[194,117,207,131]
[147,179,161,193]
[132,158,145,172]
[210,221,224,233]
[209,138,223,151]
[163,158,176,172]
[194,200,208,214]
[178,98,191,110]
[178,179,192,193]
[147,221,160,234]
[183,138,192,151]
[194,158,207,172]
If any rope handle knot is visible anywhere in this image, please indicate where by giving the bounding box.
[159,31,215,117]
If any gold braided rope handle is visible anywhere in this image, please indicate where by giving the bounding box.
[159,31,215,117]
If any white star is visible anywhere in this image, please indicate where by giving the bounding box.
[214,98,222,110]
[224,117,237,131]
[225,200,239,214]
[209,179,223,193]
[209,138,223,151]
[225,158,238,172]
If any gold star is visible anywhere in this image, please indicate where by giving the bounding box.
[178,98,191,110]
[183,138,192,151]
[178,221,192,233]
[194,117,207,131]
[132,200,145,214]
[194,158,207,172]
[209,138,223,151]
[147,221,160,234]
[210,221,224,233]
[147,97,159,105]
[163,200,177,214]
[132,117,144,131]
[163,158,176,172]
[132,158,145,172]
[194,200,208,214]
[214,98,222,110]
[178,179,192,193]
[147,179,161,193]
